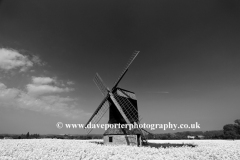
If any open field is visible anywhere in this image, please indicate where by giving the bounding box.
[0,139,240,160]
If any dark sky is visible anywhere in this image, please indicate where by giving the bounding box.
[0,0,240,134]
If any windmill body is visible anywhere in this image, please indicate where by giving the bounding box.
[104,87,142,146]
[108,88,138,124]
[84,51,148,146]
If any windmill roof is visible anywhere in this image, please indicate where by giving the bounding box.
[103,127,142,135]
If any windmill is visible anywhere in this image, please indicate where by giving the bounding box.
[84,51,149,146]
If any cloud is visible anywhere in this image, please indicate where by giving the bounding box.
[0,83,20,99]
[0,83,6,89]
[17,93,84,118]
[27,76,74,96]
[0,49,82,119]
[0,48,43,72]
[40,95,74,104]
[32,76,56,85]
[32,55,45,66]
[0,82,86,119]
[0,48,33,71]
[26,84,73,96]
[67,80,74,85]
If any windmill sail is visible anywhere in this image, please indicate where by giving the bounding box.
[112,51,139,90]
[93,73,109,96]
[85,102,109,134]
[109,93,131,124]
[84,96,110,132]
[113,90,139,123]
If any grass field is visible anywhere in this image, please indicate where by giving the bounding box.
[0,139,240,160]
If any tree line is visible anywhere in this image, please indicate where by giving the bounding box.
[223,119,240,140]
